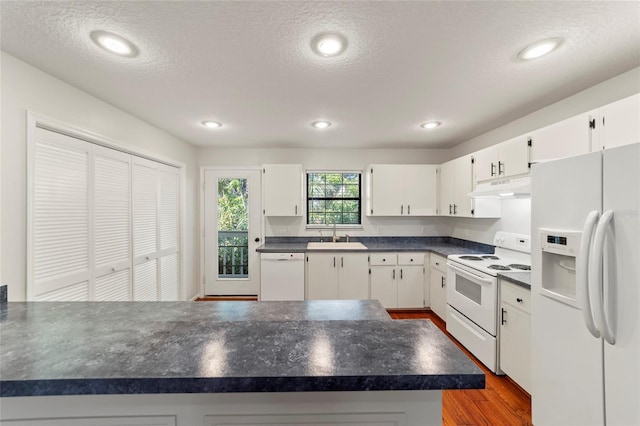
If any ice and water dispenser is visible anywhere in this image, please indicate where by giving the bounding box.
[539,229,582,308]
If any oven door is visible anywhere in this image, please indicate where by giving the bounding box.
[447,261,497,335]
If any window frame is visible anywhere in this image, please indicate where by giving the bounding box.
[305,170,363,229]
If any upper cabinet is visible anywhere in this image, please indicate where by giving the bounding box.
[530,110,596,162]
[262,164,303,216]
[596,94,640,151]
[440,155,500,218]
[473,136,531,184]
[367,164,438,216]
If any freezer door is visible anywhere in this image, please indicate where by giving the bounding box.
[602,142,640,425]
[531,151,604,426]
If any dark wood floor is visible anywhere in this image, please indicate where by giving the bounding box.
[390,311,532,426]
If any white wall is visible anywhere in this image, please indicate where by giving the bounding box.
[197,147,453,238]
[1,52,200,301]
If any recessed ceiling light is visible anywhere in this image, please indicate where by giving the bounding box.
[421,121,441,129]
[518,38,563,60]
[90,30,138,57]
[202,121,222,129]
[311,33,348,57]
[311,121,332,129]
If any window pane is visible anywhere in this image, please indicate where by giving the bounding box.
[306,171,361,226]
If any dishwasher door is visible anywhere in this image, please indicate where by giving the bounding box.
[260,253,305,301]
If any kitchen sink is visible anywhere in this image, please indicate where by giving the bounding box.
[306,242,367,250]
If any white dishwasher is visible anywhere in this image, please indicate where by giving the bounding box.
[260,253,305,301]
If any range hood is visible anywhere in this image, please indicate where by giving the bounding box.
[468,175,531,198]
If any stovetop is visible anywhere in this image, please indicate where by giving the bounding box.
[448,232,531,276]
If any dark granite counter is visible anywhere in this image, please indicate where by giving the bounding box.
[0,300,484,397]
[497,272,532,289]
[257,236,494,258]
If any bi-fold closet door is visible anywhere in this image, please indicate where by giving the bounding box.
[30,126,180,301]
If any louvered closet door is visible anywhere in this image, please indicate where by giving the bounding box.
[159,165,180,301]
[32,128,90,301]
[93,146,132,301]
[132,157,159,301]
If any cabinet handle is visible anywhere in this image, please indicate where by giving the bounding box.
[295,205,298,215]
[401,204,404,215]
[501,307,507,325]
[333,257,336,268]
[111,267,116,272]
[441,276,445,288]
[435,262,439,266]
[491,163,496,177]
[516,297,523,303]
[400,269,403,279]
[341,257,344,268]
[449,204,452,215]
[498,161,504,175]
[145,256,150,260]
[408,205,411,215]
[393,269,396,279]
[453,204,457,215]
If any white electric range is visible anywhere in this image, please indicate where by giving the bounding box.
[446,231,531,373]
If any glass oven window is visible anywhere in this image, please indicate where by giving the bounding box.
[455,275,482,305]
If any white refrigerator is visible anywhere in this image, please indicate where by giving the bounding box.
[531,142,639,425]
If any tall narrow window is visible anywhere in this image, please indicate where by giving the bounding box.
[307,171,362,226]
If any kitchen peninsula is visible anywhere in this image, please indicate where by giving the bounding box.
[0,297,484,425]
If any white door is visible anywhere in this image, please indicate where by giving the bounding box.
[204,169,261,295]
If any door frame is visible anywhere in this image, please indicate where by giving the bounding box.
[199,166,264,298]
[26,112,187,301]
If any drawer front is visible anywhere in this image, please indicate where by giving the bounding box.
[369,253,397,266]
[501,280,531,313]
[429,254,447,272]
[398,253,425,266]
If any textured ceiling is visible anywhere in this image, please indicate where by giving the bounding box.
[1,1,639,149]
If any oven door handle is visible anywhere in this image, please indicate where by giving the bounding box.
[447,262,494,284]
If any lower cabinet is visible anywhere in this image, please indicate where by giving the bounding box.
[499,279,531,394]
[429,254,448,320]
[306,253,369,300]
[370,253,425,309]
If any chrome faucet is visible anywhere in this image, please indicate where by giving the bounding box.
[318,230,324,242]
[332,223,339,243]
[345,234,350,243]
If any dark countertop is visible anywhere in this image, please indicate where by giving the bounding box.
[257,237,494,258]
[497,272,532,289]
[0,300,484,397]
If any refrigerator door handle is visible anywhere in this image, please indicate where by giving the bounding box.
[579,210,601,339]
[589,209,616,345]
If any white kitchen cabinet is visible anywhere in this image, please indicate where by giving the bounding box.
[596,93,640,151]
[429,254,447,321]
[370,253,425,309]
[262,164,303,216]
[306,252,368,300]
[499,279,531,394]
[530,110,596,162]
[473,137,530,183]
[397,253,425,308]
[367,165,438,216]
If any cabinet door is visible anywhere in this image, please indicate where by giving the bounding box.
[368,165,404,216]
[599,94,640,150]
[397,265,424,308]
[158,165,181,301]
[439,160,455,216]
[498,136,530,178]
[473,145,498,183]
[429,269,447,320]
[370,266,397,308]
[306,253,338,300]
[337,254,369,300]
[404,165,438,216]
[263,164,303,216]
[499,302,531,393]
[453,155,473,217]
[530,111,595,162]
